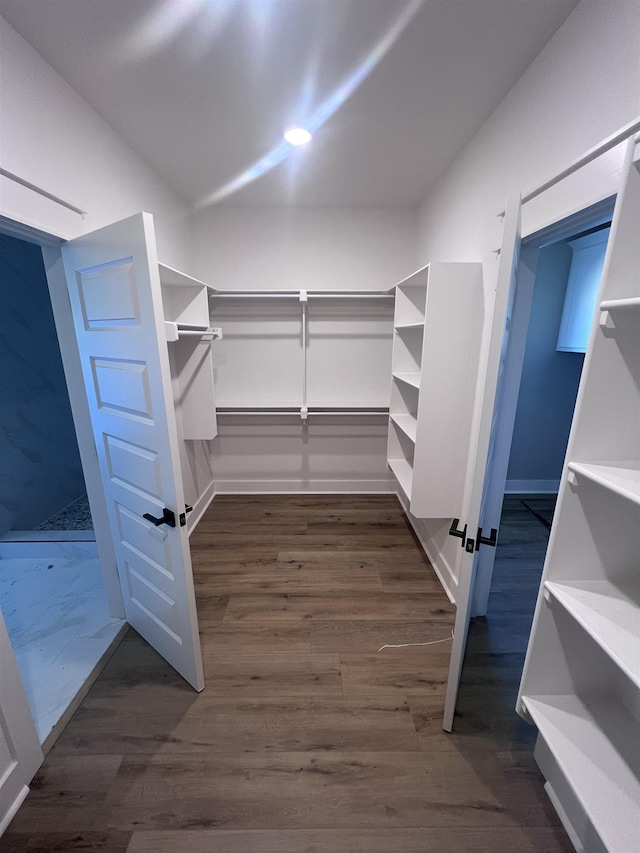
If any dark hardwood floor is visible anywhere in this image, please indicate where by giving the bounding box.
[1,494,571,852]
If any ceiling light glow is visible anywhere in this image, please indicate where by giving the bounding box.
[284,127,312,146]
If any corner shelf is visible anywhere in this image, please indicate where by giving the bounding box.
[386,262,483,518]
[159,265,218,441]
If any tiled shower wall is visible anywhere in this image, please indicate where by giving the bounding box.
[0,233,85,534]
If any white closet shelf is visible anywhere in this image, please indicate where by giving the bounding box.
[388,457,413,497]
[395,322,424,331]
[159,263,212,290]
[521,694,640,853]
[544,579,640,688]
[567,461,640,504]
[390,413,417,443]
[392,372,421,389]
[395,265,429,288]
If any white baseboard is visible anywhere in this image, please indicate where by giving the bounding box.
[505,479,560,494]
[396,490,458,604]
[187,479,217,534]
[421,532,458,605]
[213,479,395,494]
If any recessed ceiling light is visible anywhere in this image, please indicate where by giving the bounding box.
[284,127,312,146]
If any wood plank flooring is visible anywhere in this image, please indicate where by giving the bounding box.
[1,494,572,852]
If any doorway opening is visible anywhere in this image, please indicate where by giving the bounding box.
[454,198,615,744]
[0,230,123,749]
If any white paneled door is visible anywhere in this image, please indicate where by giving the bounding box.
[0,612,43,835]
[61,213,204,691]
[442,195,522,731]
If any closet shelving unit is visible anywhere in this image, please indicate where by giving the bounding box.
[517,137,640,853]
[160,264,220,441]
[387,262,484,517]
[209,289,395,420]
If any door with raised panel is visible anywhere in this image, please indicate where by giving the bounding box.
[0,611,43,835]
[442,194,522,730]
[61,212,204,691]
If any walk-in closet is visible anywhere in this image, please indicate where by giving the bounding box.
[0,1,638,850]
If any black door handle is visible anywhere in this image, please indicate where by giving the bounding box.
[448,518,467,547]
[475,527,497,550]
[143,508,176,528]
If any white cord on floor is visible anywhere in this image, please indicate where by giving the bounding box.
[378,630,454,652]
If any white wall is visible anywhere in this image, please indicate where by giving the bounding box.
[190,206,418,291]
[0,15,189,268]
[414,0,639,596]
[190,205,416,493]
[416,0,640,262]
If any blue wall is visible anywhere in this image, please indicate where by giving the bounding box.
[506,241,585,490]
[0,233,85,533]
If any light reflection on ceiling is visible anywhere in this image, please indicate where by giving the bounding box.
[195,0,425,208]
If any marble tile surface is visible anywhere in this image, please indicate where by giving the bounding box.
[0,535,98,559]
[0,555,124,744]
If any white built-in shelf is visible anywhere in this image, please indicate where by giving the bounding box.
[158,263,212,291]
[395,322,424,332]
[393,372,421,389]
[521,693,640,853]
[545,579,640,688]
[568,461,640,505]
[388,457,413,498]
[395,265,429,288]
[159,264,218,440]
[387,262,483,518]
[395,321,424,331]
[390,413,417,443]
[518,140,640,851]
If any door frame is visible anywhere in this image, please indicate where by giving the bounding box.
[0,216,124,618]
[470,195,617,617]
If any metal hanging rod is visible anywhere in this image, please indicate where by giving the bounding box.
[164,321,222,342]
[217,407,389,419]
[499,116,640,215]
[210,290,394,300]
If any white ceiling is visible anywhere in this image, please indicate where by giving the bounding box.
[1,0,580,209]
